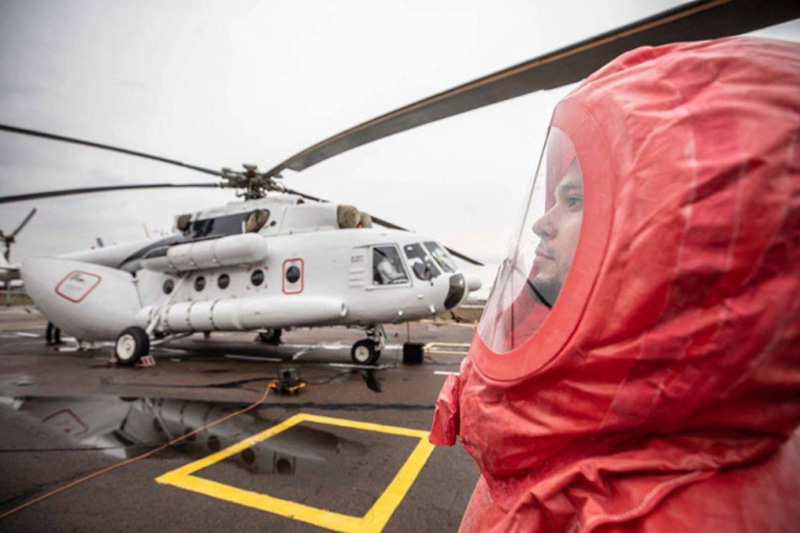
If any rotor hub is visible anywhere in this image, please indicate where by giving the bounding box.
[219,164,284,200]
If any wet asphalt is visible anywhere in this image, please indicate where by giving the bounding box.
[0,306,480,532]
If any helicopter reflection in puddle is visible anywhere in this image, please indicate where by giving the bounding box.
[1,396,369,477]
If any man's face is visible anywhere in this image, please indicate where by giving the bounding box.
[531,160,584,305]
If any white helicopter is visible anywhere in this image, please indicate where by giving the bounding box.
[2,0,796,365]
[0,139,483,366]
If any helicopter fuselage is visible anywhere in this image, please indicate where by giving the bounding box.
[21,196,480,342]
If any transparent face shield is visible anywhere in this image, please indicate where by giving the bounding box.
[478,127,584,353]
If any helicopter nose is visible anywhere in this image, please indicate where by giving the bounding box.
[444,274,467,310]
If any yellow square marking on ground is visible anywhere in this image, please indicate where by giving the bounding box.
[155,413,435,533]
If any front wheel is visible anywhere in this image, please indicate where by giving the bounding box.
[351,339,380,365]
[114,327,150,366]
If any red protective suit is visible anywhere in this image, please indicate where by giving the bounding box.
[431,37,800,532]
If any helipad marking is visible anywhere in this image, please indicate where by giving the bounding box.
[424,342,470,356]
[328,362,393,370]
[282,343,404,351]
[156,413,435,533]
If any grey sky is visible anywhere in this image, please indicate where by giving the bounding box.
[1,1,797,292]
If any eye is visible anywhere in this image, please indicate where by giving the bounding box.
[566,195,583,209]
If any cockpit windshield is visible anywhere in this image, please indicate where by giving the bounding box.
[424,242,457,273]
[403,243,441,281]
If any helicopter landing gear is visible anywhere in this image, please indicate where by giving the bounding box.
[257,328,282,344]
[114,326,150,366]
[351,326,385,365]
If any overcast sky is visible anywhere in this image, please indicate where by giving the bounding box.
[1,1,798,289]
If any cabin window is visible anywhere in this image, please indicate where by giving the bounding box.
[194,276,206,292]
[403,243,441,280]
[424,241,457,273]
[185,213,247,239]
[285,266,301,283]
[163,279,174,295]
[372,245,409,286]
[251,269,265,286]
[217,273,230,289]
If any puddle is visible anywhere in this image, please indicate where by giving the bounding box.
[1,396,371,466]
[0,394,419,516]
[0,395,422,516]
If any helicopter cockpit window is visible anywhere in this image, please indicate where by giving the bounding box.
[403,243,441,281]
[423,242,457,273]
[372,245,409,286]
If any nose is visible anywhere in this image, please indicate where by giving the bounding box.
[444,274,466,310]
[532,208,557,239]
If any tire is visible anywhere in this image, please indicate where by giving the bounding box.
[114,327,150,366]
[258,328,283,344]
[351,339,380,365]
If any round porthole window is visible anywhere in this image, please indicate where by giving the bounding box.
[286,265,301,283]
[217,273,230,289]
[163,279,174,295]
[250,269,264,286]
[194,276,206,292]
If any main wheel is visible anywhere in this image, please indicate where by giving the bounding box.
[351,339,380,365]
[114,327,150,366]
[258,328,283,344]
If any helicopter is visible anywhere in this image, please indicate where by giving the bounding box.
[0,0,797,366]
[0,150,484,366]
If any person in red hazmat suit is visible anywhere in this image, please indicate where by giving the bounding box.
[430,37,800,532]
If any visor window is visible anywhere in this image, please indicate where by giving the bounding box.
[478,127,584,353]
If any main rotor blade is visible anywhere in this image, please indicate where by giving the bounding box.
[283,188,328,203]
[443,247,484,267]
[367,215,484,266]
[285,189,484,265]
[11,208,37,237]
[0,124,223,177]
[0,183,220,204]
[267,0,800,176]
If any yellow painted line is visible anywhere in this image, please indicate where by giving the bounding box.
[156,413,435,533]
[426,342,471,348]
[424,342,470,356]
[0,325,42,331]
[426,350,469,356]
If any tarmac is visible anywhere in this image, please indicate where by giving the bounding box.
[0,305,481,532]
